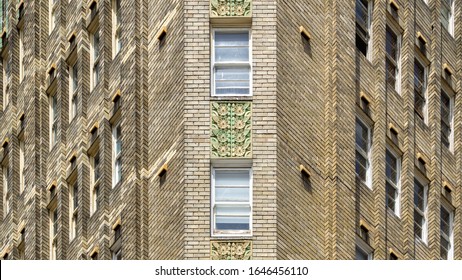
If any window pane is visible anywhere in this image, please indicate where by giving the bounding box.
[215,66,250,95]
[386,150,398,184]
[215,170,250,186]
[215,216,250,230]
[386,182,396,211]
[355,151,367,181]
[215,187,249,202]
[355,120,369,151]
[215,47,249,62]
[215,32,249,46]
[355,246,369,260]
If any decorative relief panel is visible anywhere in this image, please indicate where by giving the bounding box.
[211,102,252,158]
[211,241,252,260]
[210,0,252,17]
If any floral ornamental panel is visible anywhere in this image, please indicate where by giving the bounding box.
[210,0,252,17]
[211,241,252,260]
[211,102,251,158]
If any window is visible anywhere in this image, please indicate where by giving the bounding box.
[355,0,372,58]
[2,165,9,217]
[441,0,454,36]
[389,252,398,260]
[112,0,121,57]
[69,63,78,121]
[111,225,122,260]
[19,139,25,193]
[50,94,58,148]
[385,26,401,93]
[90,28,100,90]
[69,181,78,240]
[440,204,454,260]
[355,118,372,187]
[112,122,122,187]
[18,228,25,259]
[90,152,100,215]
[2,53,8,109]
[211,168,252,236]
[414,178,428,243]
[19,27,24,81]
[90,252,98,260]
[414,59,427,121]
[416,36,426,56]
[49,0,58,34]
[212,29,251,96]
[441,90,454,151]
[50,208,58,260]
[386,149,401,216]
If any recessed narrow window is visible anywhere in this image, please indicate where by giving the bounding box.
[49,94,58,148]
[112,122,122,187]
[90,151,100,215]
[111,225,122,260]
[441,0,454,36]
[385,148,401,216]
[211,168,252,236]
[49,0,58,34]
[69,181,78,240]
[50,208,58,260]
[18,27,24,81]
[112,0,121,57]
[69,63,78,121]
[441,90,454,151]
[212,29,251,96]
[355,0,372,58]
[414,59,427,122]
[355,118,372,188]
[19,139,25,193]
[389,252,398,260]
[440,204,454,260]
[90,28,100,90]
[2,165,9,217]
[385,26,401,93]
[414,178,428,243]
[416,36,426,56]
[18,228,25,259]
[389,2,399,19]
[2,53,9,109]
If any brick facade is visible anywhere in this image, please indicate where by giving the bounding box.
[0,0,461,260]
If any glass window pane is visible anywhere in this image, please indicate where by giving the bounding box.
[215,187,249,202]
[215,47,249,62]
[215,170,250,186]
[215,32,249,46]
[355,246,369,260]
[215,216,249,230]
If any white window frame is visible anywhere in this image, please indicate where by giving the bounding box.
[440,89,454,152]
[49,93,58,149]
[69,63,78,122]
[440,201,454,260]
[112,121,122,187]
[414,176,428,244]
[385,147,401,217]
[211,28,252,97]
[385,25,402,94]
[19,27,24,81]
[112,0,121,58]
[355,0,373,60]
[355,236,373,260]
[50,208,58,260]
[69,181,78,240]
[90,28,100,91]
[211,167,252,237]
[19,139,25,193]
[49,0,57,34]
[355,117,372,188]
[2,54,8,109]
[414,58,428,123]
[90,151,100,215]
[2,165,9,217]
[441,0,454,36]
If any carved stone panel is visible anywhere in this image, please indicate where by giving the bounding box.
[211,102,252,158]
[210,241,252,260]
[210,0,252,17]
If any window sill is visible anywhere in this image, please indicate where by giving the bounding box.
[210,96,253,102]
[211,235,252,240]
